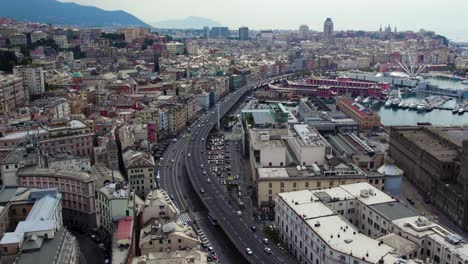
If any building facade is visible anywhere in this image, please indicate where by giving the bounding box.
[0,74,26,113]
[239,27,249,40]
[0,119,94,163]
[336,98,381,131]
[123,150,155,198]
[389,125,468,230]
[13,66,45,98]
[275,182,468,264]
[97,183,134,235]
[323,17,334,43]
[17,167,97,231]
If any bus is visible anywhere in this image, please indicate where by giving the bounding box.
[207,212,218,226]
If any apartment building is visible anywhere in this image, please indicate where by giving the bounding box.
[0,74,26,113]
[30,97,70,119]
[132,250,209,264]
[123,149,155,198]
[139,219,200,255]
[117,27,151,42]
[13,65,45,98]
[53,34,69,49]
[167,104,187,136]
[97,182,135,235]
[0,119,94,163]
[17,167,97,231]
[30,31,47,43]
[276,182,468,264]
[139,189,179,225]
[0,189,79,264]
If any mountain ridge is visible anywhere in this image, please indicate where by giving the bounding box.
[0,0,150,28]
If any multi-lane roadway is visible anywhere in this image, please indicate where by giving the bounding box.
[184,76,298,264]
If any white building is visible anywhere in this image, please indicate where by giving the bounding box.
[53,34,69,49]
[139,189,179,225]
[13,65,45,98]
[158,109,169,132]
[275,182,468,264]
[197,92,210,110]
[9,33,27,45]
[287,124,332,166]
[187,42,200,55]
[260,30,274,43]
[31,31,48,43]
[97,183,137,234]
[249,129,287,168]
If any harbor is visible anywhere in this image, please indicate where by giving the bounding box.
[371,95,468,126]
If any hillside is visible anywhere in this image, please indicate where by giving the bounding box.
[0,0,150,28]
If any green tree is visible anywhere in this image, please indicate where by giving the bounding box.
[101,32,125,41]
[0,50,20,72]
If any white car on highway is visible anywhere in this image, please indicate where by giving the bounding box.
[245,248,253,255]
[236,211,243,216]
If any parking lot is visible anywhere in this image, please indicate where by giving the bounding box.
[206,134,243,188]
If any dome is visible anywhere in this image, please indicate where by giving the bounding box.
[72,72,83,78]
[377,161,404,176]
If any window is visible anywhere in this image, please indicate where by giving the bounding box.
[3,247,7,253]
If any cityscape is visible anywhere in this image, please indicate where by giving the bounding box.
[0,1,467,264]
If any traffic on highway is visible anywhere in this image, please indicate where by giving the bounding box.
[183,75,297,264]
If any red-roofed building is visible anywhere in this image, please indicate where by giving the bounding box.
[117,216,133,246]
[336,97,381,131]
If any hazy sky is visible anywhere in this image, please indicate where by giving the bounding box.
[60,0,468,42]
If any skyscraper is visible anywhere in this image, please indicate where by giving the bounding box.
[299,25,309,40]
[323,17,334,43]
[209,27,229,38]
[239,27,249,40]
[202,26,209,39]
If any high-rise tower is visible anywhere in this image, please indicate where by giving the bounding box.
[239,27,249,40]
[323,18,334,43]
[299,25,309,40]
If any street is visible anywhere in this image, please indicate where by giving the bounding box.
[74,233,105,264]
[399,176,468,237]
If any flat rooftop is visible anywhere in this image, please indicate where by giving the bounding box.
[306,215,394,263]
[17,166,92,182]
[250,129,285,149]
[370,202,419,221]
[339,182,395,205]
[257,168,289,179]
[398,129,459,161]
[15,228,67,264]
